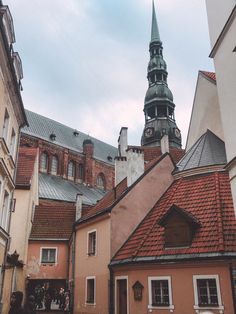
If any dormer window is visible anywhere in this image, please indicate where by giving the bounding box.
[158,204,200,248]
[73,130,79,136]
[50,133,56,141]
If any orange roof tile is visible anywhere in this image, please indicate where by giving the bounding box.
[16,147,38,187]
[113,171,236,262]
[30,200,75,239]
[200,71,216,82]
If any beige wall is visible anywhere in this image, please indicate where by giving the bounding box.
[186,73,224,151]
[113,262,234,314]
[74,217,111,314]
[111,155,174,256]
[205,0,236,48]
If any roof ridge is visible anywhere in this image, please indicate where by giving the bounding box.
[132,177,182,258]
[215,172,225,251]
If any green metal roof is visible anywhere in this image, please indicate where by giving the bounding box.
[151,0,161,43]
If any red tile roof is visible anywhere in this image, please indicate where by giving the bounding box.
[30,200,75,239]
[113,171,236,262]
[16,147,38,187]
[200,71,216,82]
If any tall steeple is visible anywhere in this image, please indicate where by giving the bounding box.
[141,1,182,148]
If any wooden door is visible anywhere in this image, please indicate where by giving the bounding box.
[117,279,127,314]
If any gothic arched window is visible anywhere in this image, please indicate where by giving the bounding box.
[96,173,106,190]
[68,161,75,179]
[51,155,58,175]
[40,152,48,173]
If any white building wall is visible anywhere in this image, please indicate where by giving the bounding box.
[205,0,236,48]
[186,73,224,151]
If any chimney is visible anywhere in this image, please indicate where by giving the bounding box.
[115,156,127,186]
[127,148,144,187]
[75,193,83,221]
[161,134,169,154]
[118,127,128,157]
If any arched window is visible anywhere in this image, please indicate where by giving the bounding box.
[68,161,75,179]
[51,156,58,175]
[40,152,48,173]
[96,173,106,190]
[78,164,84,180]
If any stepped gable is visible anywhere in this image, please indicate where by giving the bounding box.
[15,147,38,188]
[200,70,216,82]
[39,173,106,205]
[22,109,117,164]
[128,145,185,165]
[112,171,236,263]
[30,199,75,240]
[176,130,226,172]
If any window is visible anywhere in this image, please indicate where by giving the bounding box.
[96,173,106,190]
[87,230,96,256]
[51,156,58,175]
[68,161,75,179]
[148,276,174,310]
[2,109,9,142]
[86,277,95,304]
[78,164,84,180]
[9,128,16,158]
[40,153,48,172]
[193,275,223,311]
[1,191,9,231]
[40,248,57,264]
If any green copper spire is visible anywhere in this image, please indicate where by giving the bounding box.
[151,0,161,43]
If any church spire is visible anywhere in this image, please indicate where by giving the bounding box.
[151,0,161,43]
[141,1,182,148]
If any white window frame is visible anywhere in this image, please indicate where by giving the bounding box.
[2,109,10,144]
[148,276,174,310]
[115,275,129,314]
[1,190,10,231]
[50,155,58,175]
[87,229,97,256]
[9,128,16,159]
[40,247,58,265]
[193,275,224,311]
[85,276,96,305]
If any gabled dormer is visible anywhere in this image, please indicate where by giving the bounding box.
[158,204,200,248]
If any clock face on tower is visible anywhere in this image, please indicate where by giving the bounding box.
[174,128,181,138]
[144,127,154,138]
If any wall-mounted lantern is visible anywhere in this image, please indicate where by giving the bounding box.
[132,281,144,301]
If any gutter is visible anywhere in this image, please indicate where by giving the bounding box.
[108,266,114,314]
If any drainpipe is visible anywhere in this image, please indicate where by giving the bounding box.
[109,266,114,314]
[230,263,236,314]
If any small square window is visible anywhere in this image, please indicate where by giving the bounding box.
[86,277,95,304]
[197,279,218,306]
[193,275,223,311]
[88,231,96,256]
[41,248,57,264]
[148,276,174,310]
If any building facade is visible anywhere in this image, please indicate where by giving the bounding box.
[0,3,27,312]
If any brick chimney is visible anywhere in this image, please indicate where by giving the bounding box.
[118,127,128,157]
[83,139,94,157]
[127,148,144,187]
[75,193,83,221]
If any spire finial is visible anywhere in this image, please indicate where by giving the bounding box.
[151,0,161,43]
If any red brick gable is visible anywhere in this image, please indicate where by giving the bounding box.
[16,147,38,187]
[113,171,236,262]
[30,200,75,239]
[128,145,185,165]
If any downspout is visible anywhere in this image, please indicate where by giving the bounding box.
[109,265,114,314]
[230,262,236,314]
[71,230,76,313]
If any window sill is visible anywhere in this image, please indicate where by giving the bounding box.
[85,302,96,306]
[40,263,57,266]
[194,305,224,311]
[148,304,174,310]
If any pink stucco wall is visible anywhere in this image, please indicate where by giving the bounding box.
[113,262,235,314]
[27,241,68,279]
[111,154,175,256]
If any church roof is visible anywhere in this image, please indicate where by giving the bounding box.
[39,173,106,205]
[111,171,236,264]
[176,130,226,172]
[21,109,117,165]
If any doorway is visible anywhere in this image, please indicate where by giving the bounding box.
[115,277,128,314]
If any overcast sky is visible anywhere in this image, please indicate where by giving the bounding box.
[6,0,214,148]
